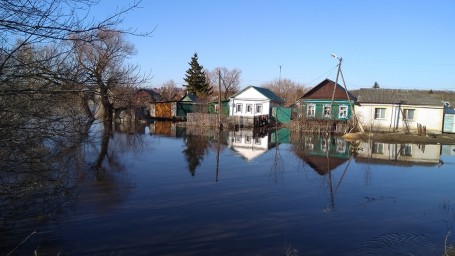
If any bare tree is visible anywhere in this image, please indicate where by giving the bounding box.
[0,0,149,237]
[209,67,241,100]
[261,78,307,105]
[71,29,144,125]
[159,79,180,100]
[70,29,146,170]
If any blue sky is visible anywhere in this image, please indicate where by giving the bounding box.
[94,0,455,90]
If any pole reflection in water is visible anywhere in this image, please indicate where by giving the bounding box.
[4,119,455,255]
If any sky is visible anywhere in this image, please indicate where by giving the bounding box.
[92,0,455,90]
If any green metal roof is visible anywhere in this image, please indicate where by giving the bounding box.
[231,85,283,103]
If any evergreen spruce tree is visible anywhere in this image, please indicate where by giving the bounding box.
[183,53,212,98]
[372,81,380,89]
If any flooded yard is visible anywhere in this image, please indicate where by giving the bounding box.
[2,121,455,255]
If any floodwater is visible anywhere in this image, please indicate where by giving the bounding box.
[3,121,455,255]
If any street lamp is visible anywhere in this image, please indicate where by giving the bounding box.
[329,53,343,119]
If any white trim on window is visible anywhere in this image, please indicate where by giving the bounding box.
[339,105,348,118]
[323,104,331,118]
[255,104,263,114]
[307,104,315,117]
[246,104,253,113]
[236,103,242,113]
[403,109,415,121]
[374,108,386,119]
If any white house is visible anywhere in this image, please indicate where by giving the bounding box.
[356,141,441,165]
[355,88,446,134]
[227,129,274,161]
[228,86,283,126]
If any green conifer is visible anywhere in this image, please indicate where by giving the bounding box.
[183,53,212,97]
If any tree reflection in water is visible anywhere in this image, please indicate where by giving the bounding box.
[182,134,211,176]
[0,119,144,254]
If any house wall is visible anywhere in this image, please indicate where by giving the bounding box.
[299,100,353,120]
[229,87,273,117]
[356,142,441,164]
[227,129,270,160]
[443,110,455,133]
[355,104,444,134]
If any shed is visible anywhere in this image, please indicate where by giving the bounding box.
[443,107,455,133]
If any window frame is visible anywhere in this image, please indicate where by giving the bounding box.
[339,105,348,118]
[403,109,415,121]
[323,104,332,118]
[255,104,263,114]
[374,108,386,119]
[246,104,253,114]
[372,143,384,154]
[307,104,316,117]
[235,103,243,113]
[401,144,412,156]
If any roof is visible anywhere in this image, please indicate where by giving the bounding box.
[300,79,356,101]
[230,85,283,103]
[137,88,161,101]
[356,88,447,106]
[179,93,198,102]
[302,155,348,175]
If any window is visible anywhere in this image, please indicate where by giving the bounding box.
[372,143,384,154]
[254,138,262,145]
[323,104,331,118]
[245,136,252,144]
[305,137,314,150]
[375,108,386,119]
[246,104,253,113]
[307,104,315,117]
[321,138,329,152]
[236,103,242,113]
[255,104,262,114]
[401,144,412,156]
[336,138,346,153]
[339,105,348,118]
[235,135,242,143]
[403,109,415,120]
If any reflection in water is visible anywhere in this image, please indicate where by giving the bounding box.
[0,119,144,254]
[227,128,276,161]
[182,134,211,176]
[3,119,455,255]
[291,135,352,208]
[356,141,442,165]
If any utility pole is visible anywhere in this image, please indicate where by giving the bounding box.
[218,69,222,129]
[330,54,364,132]
[279,65,282,86]
[330,55,342,113]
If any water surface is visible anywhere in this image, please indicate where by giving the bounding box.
[3,122,455,255]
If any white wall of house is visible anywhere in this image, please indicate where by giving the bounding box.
[357,142,441,164]
[355,104,444,134]
[229,88,272,116]
[227,130,270,161]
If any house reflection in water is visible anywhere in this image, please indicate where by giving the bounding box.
[355,142,441,165]
[148,121,177,137]
[442,145,455,156]
[228,129,277,161]
[293,135,351,175]
[292,135,352,208]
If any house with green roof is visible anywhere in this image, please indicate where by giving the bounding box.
[228,85,284,126]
